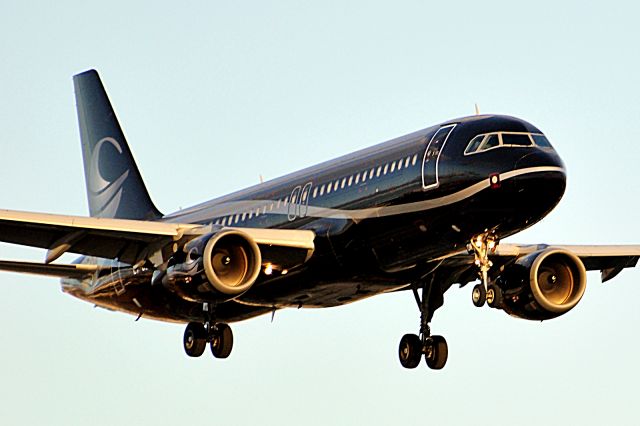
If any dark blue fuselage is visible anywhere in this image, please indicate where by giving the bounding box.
[65,114,566,322]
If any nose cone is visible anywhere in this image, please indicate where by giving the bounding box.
[510,148,567,228]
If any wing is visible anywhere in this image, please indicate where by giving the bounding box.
[436,243,640,286]
[0,209,315,267]
[494,244,640,282]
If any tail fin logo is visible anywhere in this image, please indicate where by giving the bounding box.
[88,137,130,217]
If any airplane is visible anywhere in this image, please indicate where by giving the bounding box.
[1,69,638,370]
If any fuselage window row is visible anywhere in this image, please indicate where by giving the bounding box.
[214,152,420,226]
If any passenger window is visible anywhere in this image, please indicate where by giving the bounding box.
[397,159,403,170]
[383,164,388,175]
[355,174,360,184]
[320,185,325,196]
[376,166,382,177]
[242,212,247,221]
[221,217,227,226]
[327,184,332,194]
[348,176,353,186]
[334,180,339,191]
[411,155,418,166]
[502,133,533,147]
[313,187,318,198]
[369,168,375,179]
[390,162,396,173]
[405,157,410,168]
[341,178,346,189]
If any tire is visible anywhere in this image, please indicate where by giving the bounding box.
[398,334,422,369]
[472,284,486,307]
[425,335,448,370]
[487,284,503,308]
[211,323,234,359]
[184,322,206,357]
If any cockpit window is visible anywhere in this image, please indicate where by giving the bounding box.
[501,133,533,147]
[465,131,552,155]
[464,135,484,154]
[532,134,552,148]
[482,134,500,150]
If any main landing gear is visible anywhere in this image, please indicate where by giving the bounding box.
[469,232,502,309]
[398,277,448,370]
[183,303,233,359]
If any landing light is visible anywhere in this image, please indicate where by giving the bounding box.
[264,263,273,275]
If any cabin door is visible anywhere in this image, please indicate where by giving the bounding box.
[422,124,455,189]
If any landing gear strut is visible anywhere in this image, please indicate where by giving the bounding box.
[398,277,448,370]
[468,232,501,308]
[183,303,234,359]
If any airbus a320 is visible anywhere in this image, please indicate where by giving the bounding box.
[1,70,638,370]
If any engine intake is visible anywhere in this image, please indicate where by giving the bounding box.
[202,230,261,296]
[497,248,587,320]
[160,230,262,302]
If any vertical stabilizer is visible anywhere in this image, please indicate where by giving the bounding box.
[73,70,162,220]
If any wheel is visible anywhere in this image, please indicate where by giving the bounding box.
[184,322,206,357]
[398,334,423,369]
[424,335,448,370]
[210,323,234,359]
[472,283,486,307]
[486,284,503,308]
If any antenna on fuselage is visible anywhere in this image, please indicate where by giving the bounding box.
[474,103,480,115]
[259,174,264,184]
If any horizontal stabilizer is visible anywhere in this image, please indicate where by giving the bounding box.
[0,260,104,279]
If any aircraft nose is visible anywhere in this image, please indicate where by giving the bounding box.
[514,149,566,173]
[511,149,567,217]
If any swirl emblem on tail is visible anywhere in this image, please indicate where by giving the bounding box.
[88,137,130,217]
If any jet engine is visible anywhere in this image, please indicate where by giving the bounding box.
[495,248,587,320]
[159,230,262,302]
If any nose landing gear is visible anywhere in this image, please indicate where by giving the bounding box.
[468,232,501,308]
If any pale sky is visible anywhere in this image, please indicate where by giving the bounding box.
[1,1,639,425]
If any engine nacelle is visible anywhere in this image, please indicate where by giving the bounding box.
[160,230,262,302]
[496,248,587,321]
[201,230,261,296]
